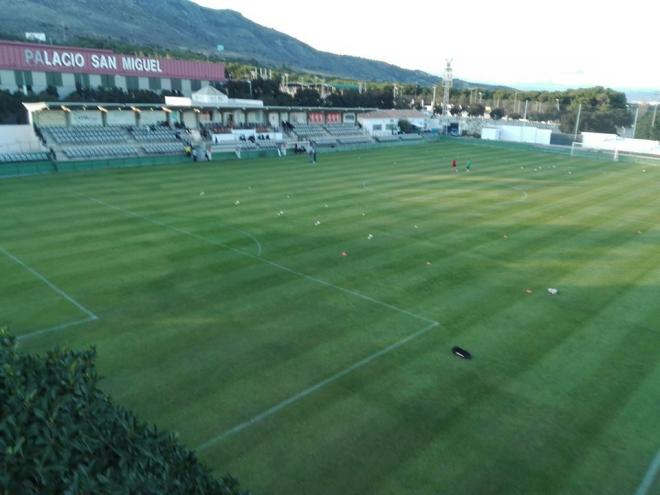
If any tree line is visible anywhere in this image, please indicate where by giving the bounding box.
[1,81,654,138]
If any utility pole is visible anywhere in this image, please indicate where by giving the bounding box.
[523,100,529,120]
[631,105,640,138]
[574,103,582,140]
[513,92,518,114]
[651,104,657,130]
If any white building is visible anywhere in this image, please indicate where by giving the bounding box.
[357,110,435,136]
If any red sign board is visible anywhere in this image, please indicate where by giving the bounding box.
[0,40,225,81]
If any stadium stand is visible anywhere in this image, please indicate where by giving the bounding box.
[324,123,366,136]
[130,127,180,142]
[43,126,127,145]
[292,124,328,139]
[0,152,50,163]
[399,134,424,141]
[374,135,400,142]
[238,141,258,151]
[142,143,184,155]
[257,141,284,151]
[337,136,373,145]
[63,146,139,159]
[310,137,338,147]
[34,125,187,161]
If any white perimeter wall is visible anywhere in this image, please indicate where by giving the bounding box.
[582,132,660,156]
[0,125,46,153]
[481,128,500,140]
[484,125,552,145]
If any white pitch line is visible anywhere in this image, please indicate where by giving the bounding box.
[82,195,436,325]
[17,316,97,342]
[0,245,98,321]
[197,320,439,451]
[231,226,262,257]
[634,450,660,495]
[82,194,442,445]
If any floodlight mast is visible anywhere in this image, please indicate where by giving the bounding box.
[442,59,453,120]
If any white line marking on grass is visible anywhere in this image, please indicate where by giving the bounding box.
[507,186,528,202]
[82,194,441,445]
[82,195,435,325]
[197,320,439,451]
[634,450,660,495]
[231,226,262,256]
[18,316,97,342]
[0,245,98,321]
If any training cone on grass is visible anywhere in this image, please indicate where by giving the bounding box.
[548,288,559,295]
[341,251,348,257]
[525,288,533,295]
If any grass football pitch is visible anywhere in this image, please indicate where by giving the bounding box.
[1,141,659,495]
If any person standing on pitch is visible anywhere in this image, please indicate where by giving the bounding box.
[466,160,472,172]
[452,159,457,173]
[309,142,317,164]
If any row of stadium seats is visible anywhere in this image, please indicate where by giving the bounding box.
[0,152,50,163]
[292,124,328,139]
[399,134,424,141]
[45,126,128,145]
[324,125,368,137]
[63,146,139,159]
[130,127,180,142]
[336,136,373,145]
[63,143,187,159]
[310,137,339,146]
[374,135,400,142]
[256,142,283,151]
[142,143,184,154]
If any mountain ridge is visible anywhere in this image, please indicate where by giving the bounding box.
[0,0,507,89]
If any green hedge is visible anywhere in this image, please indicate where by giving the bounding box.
[0,329,248,495]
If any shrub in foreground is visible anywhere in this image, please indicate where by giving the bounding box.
[0,329,248,495]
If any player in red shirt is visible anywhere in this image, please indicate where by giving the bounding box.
[452,159,457,173]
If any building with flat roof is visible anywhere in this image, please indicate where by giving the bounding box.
[0,40,225,97]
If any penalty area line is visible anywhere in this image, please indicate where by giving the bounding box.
[80,194,443,448]
[197,320,439,451]
[17,316,98,342]
[0,245,98,321]
[81,194,436,326]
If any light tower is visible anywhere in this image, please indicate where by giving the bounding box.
[442,59,453,118]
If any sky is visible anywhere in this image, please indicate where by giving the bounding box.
[192,0,659,92]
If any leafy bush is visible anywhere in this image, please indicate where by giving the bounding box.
[0,329,248,495]
[489,107,505,120]
[397,119,415,134]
